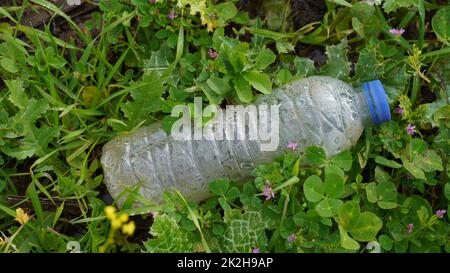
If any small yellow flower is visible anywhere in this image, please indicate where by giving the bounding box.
[121,221,136,236]
[15,208,30,225]
[111,219,122,230]
[118,213,129,223]
[99,245,106,253]
[104,206,117,220]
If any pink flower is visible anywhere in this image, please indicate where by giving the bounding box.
[406,124,416,135]
[262,183,275,200]
[406,223,414,234]
[394,107,404,115]
[167,10,176,20]
[208,49,218,59]
[149,0,157,3]
[436,209,447,219]
[287,141,298,150]
[287,234,297,243]
[389,28,405,36]
[252,247,260,253]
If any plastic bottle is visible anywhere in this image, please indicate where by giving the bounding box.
[101,76,391,204]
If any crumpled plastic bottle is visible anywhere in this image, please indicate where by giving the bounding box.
[101,76,391,204]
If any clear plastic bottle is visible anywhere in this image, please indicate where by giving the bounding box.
[101,76,391,204]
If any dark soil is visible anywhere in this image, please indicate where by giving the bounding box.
[291,0,327,30]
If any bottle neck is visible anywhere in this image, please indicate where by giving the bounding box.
[355,87,373,127]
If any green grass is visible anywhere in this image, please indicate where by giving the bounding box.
[0,0,449,253]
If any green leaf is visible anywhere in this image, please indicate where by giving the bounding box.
[382,0,418,13]
[233,11,249,25]
[223,210,269,252]
[338,201,361,229]
[6,79,28,110]
[28,125,58,156]
[315,198,343,217]
[0,6,17,22]
[375,156,402,169]
[199,81,223,105]
[303,175,325,202]
[305,146,327,165]
[273,176,299,192]
[3,79,57,159]
[293,57,316,78]
[377,181,397,202]
[218,197,231,211]
[0,57,18,73]
[402,158,426,180]
[432,6,450,45]
[328,0,352,7]
[351,17,365,38]
[207,76,231,95]
[293,211,308,226]
[375,166,393,183]
[377,201,398,209]
[351,1,375,21]
[254,48,276,70]
[319,39,350,80]
[17,99,49,127]
[412,149,444,172]
[331,150,353,171]
[225,186,241,201]
[444,183,450,200]
[233,76,253,103]
[209,179,230,196]
[366,182,378,203]
[144,49,170,77]
[292,158,300,177]
[325,165,345,178]
[26,182,44,224]
[379,235,394,251]
[1,145,34,160]
[275,40,295,53]
[243,71,272,94]
[0,179,5,192]
[339,225,360,250]
[324,172,345,198]
[212,224,225,236]
[277,68,292,85]
[348,212,383,242]
[417,206,430,226]
[378,42,398,58]
[355,45,384,82]
[215,2,238,20]
[229,51,247,72]
[433,105,450,128]
[143,215,195,253]
[408,138,427,156]
[45,47,66,69]
[121,72,165,128]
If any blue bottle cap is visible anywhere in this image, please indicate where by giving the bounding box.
[362,80,391,125]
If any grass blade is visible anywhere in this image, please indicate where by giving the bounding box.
[30,0,90,44]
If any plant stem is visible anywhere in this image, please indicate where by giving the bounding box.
[281,0,291,33]
[417,0,425,49]
[410,74,420,104]
[4,224,24,253]
[421,47,450,60]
